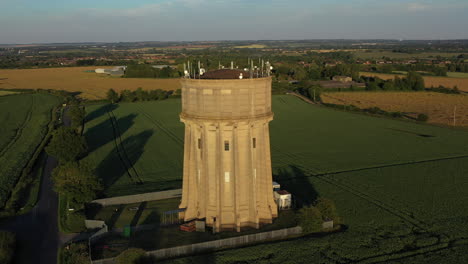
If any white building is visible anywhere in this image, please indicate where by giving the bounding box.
[274,190,292,210]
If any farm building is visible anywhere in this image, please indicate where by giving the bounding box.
[178,67,278,232]
[332,76,352,82]
[95,66,127,77]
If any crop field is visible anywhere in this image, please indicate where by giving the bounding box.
[360,72,468,92]
[0,93,60,207]
[352,51,465,59]
[0,67,181,100]
[84,95,468,263]
[321,92,468,127]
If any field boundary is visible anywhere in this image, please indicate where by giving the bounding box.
[91,226,302,263]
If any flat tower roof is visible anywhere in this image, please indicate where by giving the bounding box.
[200,69,252,79]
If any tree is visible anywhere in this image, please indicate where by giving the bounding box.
[116,248,146,264]
[417,113,429,122]
[46,127,87,163]
[0,231,15,264]
[296,206,323,233]
[68,106,85,128]
[62,243,89,264]
[407,71,425,91]
[106,89,119,103]
[120,90,136,102]
[52,161,102,207]
[315,198,339,222]
[382,81,395,91]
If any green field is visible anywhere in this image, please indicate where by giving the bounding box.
[84,95,468,263]
[0,93,60,207]
[447,72,468,78]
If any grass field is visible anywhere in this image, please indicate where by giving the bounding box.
[0,67,181,100]
[84,95,468,263]
[321,92,468,127]
[0,93,60,207]
[447,72,468,78]
[360,72,468,92]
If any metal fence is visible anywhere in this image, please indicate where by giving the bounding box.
[92,226,302,264]
[90,189,182,207]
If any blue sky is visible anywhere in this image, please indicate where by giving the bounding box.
[0,0,467,44]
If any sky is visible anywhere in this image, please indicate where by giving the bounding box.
[0,0,467,44]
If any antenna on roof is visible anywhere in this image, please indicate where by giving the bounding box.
[261,59,264,77]
[198,61,201,79]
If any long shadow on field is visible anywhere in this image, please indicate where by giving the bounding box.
[130,202,147,227]
[85,113,138,152]
[86,103,118,123]
[274,165,319,207]
[97,129,154,193]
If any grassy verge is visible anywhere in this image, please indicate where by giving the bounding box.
[58,194,86,233]
[0,104,60,218]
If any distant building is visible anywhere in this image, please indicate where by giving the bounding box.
[332,76,352,83]
[95,66,126,77]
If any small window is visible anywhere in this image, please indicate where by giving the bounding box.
[224,140,230,151]
[252,138,256,148]
[198,138,201,149]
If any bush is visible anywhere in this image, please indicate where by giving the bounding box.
[417,113,429,122]
[116,248,147,264]
[62,243,89,264]
[295,206,323,233]
[0,231,15,264]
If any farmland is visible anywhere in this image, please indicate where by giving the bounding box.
[352,50,466,60]
[84,95,468,262]
[0,93,60,207]
[360,72,468,92]
[0,67,181,100]
[321,92,468,127]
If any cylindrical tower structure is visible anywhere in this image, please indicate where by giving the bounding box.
[179,69,278,232]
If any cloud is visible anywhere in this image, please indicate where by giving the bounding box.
[407,3,430,12]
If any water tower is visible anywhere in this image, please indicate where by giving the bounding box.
[179,65,277,232]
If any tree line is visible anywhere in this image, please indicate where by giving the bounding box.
[124,65,181,78]
[106,88,179,103]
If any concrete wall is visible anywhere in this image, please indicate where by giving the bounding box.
[92,226,302,264]
[91,189,182,207]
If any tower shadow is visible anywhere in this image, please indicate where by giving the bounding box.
[274,165,319,208]
[85,113,137,152]
[86,104,118,123]
[97,129,154,194]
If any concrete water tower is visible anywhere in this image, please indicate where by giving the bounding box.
[178,67,277,232]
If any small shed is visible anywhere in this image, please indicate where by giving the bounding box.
[274,190,292,209]
[272,181,281,191]
[322,219,334,230]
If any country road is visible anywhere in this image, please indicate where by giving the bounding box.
[0,106,76,264]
